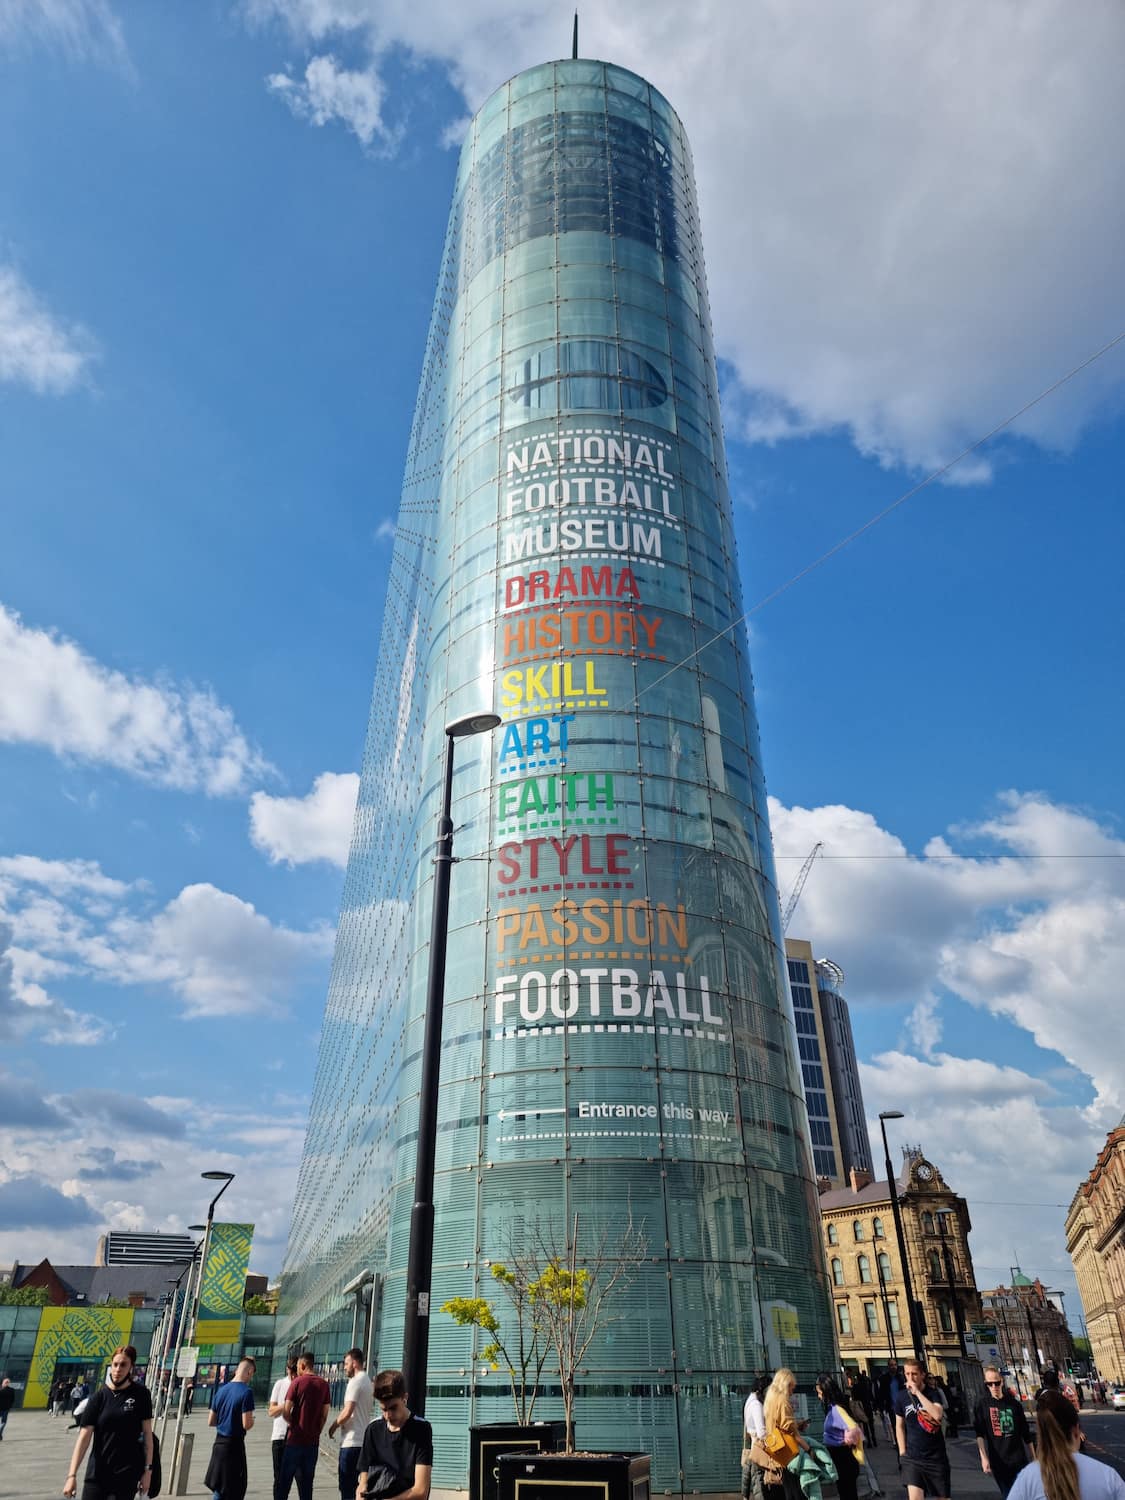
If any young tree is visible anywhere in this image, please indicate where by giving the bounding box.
[524,1214,647,1451]
[443,1262,550,1425]
[443,1214,647,1448]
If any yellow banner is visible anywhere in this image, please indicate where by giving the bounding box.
[195,1222,253,1344]
[26,1308,134,1409]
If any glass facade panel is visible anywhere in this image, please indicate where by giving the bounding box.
[278,57,833,1493]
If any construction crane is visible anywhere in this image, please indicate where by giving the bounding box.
[781,841,823,932]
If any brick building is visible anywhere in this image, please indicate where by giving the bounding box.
[1066,1115,1125,1382]
[818,1148,982,1379]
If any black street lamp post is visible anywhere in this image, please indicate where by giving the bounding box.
[168,1173,235,1490]
[935,1209,968,1359]
[879,1110,924,1360]
[877,1259,898,1365]
[402,712,501,1416]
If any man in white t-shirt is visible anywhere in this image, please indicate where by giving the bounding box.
[268,1358,298,1490]
[329,1347,374,1500]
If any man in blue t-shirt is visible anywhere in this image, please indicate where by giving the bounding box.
[203,1357,256,1500]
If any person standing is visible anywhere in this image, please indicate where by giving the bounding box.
[204,1356,256,1500]
[278,1351,330,1500]
[1037,1370,1080,1416]
[70,1375,90,1426]
[895,1358,950,1500]
[356,1370,433,1500]
[763,1367,810,1500]
[742,1374,769,1500]
[1008,1391,1125,1500]
[974,1366,1033,1497]
[817,1375,863,1500]
[329,1347,374,1500]
[848,1371,878,1448]
[878,1362,904,1442]
[0,1377,14,1439]
[62,1345,154,1500]
[269,1358,298,1489]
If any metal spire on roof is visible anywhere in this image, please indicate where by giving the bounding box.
[572,11,579,59]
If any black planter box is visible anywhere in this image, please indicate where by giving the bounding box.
[497,1449,651,1500]
[471,1422,568,1500]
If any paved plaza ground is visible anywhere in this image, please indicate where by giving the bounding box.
[3,1406,1121,1500]
[0,1409,341,1500]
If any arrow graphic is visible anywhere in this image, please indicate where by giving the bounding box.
[497,1107,567,1120]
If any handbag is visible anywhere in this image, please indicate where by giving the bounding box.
[763,1427,801,1467]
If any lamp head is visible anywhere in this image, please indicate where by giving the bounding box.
[879,1110,905,1121]
[446,712,502,738]
[201,1170,235,1182]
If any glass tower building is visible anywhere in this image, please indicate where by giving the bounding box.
[278,57,834,1492]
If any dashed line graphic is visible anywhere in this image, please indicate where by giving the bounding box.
[497,950,690,968]
[495,880,634,898]
[499,1129,728,1144]
[502,649,665,666]
[506,699,614,717]
[491,1022,728,1042]
[502,504,680,531]
[497,816,619,836]
[499,756,566,777]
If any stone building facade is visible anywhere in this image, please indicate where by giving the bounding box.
[979,1273,1074,1393]
[818,1150,982,1378]
[1066,1116,1125,1383]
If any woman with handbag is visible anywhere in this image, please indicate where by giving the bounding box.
[742,1375,770,1500]
[817,1376,863,1500]
[763,1368,810,1500]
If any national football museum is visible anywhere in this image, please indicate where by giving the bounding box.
[277,57,835,1492]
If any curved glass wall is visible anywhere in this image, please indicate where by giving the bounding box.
[278,58,834,1492]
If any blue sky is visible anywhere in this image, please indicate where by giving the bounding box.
[1,1,1122,1315]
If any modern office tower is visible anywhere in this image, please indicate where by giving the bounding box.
[279,57,834,1491]
[95,1231,198,1266]
[815,960,874,1180]
[785,939,843,1181]
[784,941,872,1185]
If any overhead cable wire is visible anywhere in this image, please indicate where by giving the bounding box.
[629,327,1125,708]
[772,851,1124,860]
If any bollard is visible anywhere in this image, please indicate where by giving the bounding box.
[174,1431,194,1495]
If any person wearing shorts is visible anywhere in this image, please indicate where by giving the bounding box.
[895,1359,950,1500]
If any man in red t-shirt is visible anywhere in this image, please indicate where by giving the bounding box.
[278,1352,330,1500]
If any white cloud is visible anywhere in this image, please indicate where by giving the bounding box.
[249,770,359,867]
[0,602,273,795]
[249,0,1125,474]
[0,0,125,63]
[0,855,131,898]
[860,1050,1051,1108]
[99,882,334,1017]
[267,54,398,150]
[774,789,1125,1300]
[0,857,333,1022]
[0,265,95,394]
[858,1054,1095,1298]
[0,914,113,1047]
[0,1091,308,1273]
[772,789,1125,1122]
[374,518,396,542]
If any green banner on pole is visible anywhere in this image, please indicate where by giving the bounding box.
[195,1222,254,1343]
